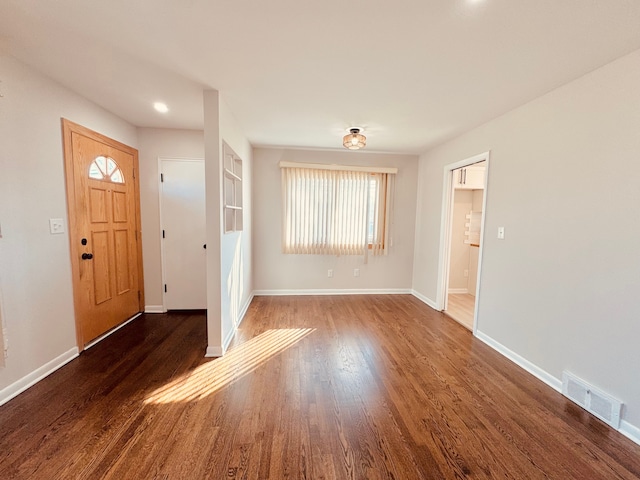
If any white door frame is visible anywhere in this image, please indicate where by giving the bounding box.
[436,151,490,335]
[158,156,205,312]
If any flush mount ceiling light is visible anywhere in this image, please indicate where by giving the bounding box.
[343,128,366,150]
[153,102,169,113]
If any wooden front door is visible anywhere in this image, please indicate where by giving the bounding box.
[62,119,144,348]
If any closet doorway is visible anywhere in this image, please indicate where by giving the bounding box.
[438,152,489,333]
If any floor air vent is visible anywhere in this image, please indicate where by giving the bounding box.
[561,371,622,429]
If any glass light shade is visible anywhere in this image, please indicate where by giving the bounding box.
[343,129,366,150]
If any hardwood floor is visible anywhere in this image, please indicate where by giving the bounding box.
[444,293,475,330]
[1,295,639,479]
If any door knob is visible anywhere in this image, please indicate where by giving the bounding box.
[81,253,94,260]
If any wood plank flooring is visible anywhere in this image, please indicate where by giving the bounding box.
[1,295,639,479]
[444,293,475,330]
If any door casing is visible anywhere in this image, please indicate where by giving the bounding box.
[437,151,490,335]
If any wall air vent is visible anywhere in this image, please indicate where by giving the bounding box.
[561,371,622,429]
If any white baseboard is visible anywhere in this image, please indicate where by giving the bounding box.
[209,293,256,358]
[253,288,411,296]
[620,419,640,445]
[145,305,166,314]
[475,330,640,447]
[448,288,468,294]
[475,330,562,392]
[0,347,79,407]
[205,346,223,358]
[237,293,254,328]
[410,290,439,311]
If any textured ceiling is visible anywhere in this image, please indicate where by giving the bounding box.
[2,0,640,153]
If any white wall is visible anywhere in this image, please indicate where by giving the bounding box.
[467,189,484,296]
[412,49,640,432]
[0,56,137,400]
[137,128,205,310]
[253,148,418,292]
[203,91,253,356]
[219,98,252,351]
[448,190,472,291]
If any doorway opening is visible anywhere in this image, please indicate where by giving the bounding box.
[437,152,490,333]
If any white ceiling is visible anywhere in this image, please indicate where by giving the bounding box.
[2,0,640,154]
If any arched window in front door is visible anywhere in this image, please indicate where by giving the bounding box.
[88,155,124,183]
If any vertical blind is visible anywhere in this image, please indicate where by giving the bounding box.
[281,164,395,257]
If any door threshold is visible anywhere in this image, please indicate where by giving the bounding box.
[83,312,142,350]
[443,310,473,331]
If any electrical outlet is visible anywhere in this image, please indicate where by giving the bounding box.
[463,269,468,278]
[354,268,360,277]
[327,269,333,278]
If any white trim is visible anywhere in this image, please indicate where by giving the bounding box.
[0,347,79,407]
[476,330,640,447]
[208,293,255,358]
[205,346,223,358]
[411,290,439,310]
[475,331,562,392]
[436,166,454,311]
[620,420,640,446]
[221,294,255,352]
[472,155,490,337]
[221,328,235,354]
[436,151,490,331]
[237,293,254,327]
[447,288,468,294]
[84,313,142,350]
[145,305,166,314]
[278,160,398,174]
[253,288,411,296]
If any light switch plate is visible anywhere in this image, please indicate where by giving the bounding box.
[497,226,505,239]
[49,218,65,234]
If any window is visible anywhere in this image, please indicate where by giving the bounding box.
[280,162,395,256]
[89,155,124,183]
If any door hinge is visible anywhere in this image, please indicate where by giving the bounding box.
[164,284,167,293]
[162,229,165,239]
[133,168,136,180]
[160,173,164,182]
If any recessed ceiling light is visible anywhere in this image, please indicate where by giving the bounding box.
[153,102,169,113]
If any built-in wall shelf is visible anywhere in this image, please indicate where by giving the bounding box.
[223,143,243,233]
[464,211,482,246]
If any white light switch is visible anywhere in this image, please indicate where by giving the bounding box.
[49,218,65,234]
[497,227,505,239]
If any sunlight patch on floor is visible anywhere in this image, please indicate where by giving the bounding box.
[144,328,315,404]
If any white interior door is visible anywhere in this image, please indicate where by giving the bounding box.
[160,158,206,310]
